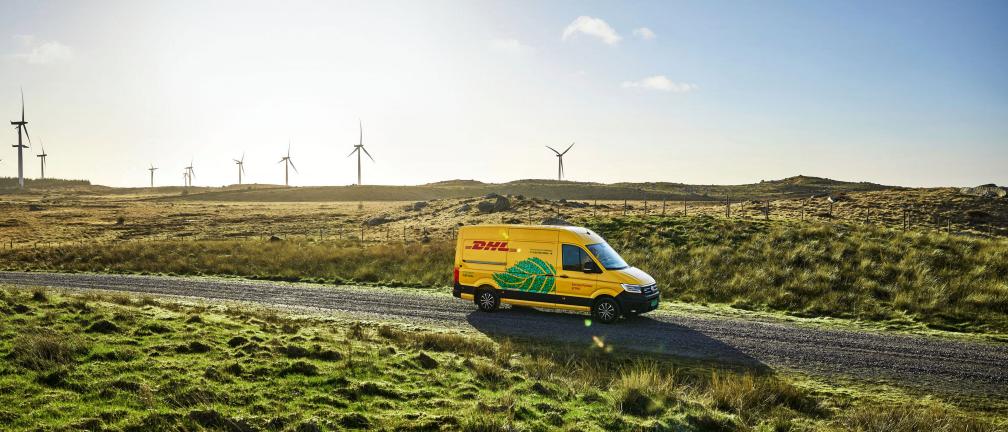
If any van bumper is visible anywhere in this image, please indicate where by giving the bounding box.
[616,291,660,315]
[453,283,475,299]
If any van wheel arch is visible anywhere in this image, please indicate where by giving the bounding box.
[591,295,621,324]
[475,286,500,312]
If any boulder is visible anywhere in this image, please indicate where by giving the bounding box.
[476,201,496,213]
[364,215,392,226]
[541,217,573,226]
[456,203,471,213]
[493,196,510,212]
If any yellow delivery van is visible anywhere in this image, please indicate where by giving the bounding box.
[452,224,659,323]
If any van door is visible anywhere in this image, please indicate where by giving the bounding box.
[555,244,598,307]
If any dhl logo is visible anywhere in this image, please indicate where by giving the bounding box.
[466,240,512,251]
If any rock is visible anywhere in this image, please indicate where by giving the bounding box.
[484,193,502,199]
[27,204,45,211]
[411,201,428,211]
[541,217,573,226]
[456,204,471,213]
[364,215,392,226]
[476,201,496,213]
[960,184,1007,199]
[269,235,282,242]
[493,196,510,212]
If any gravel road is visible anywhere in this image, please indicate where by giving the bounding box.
[2,271,1005,397]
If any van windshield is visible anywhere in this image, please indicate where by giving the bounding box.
[586,242,629,270]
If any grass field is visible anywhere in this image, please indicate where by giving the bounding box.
[1,287,1003,431]
[2,180,1006,334]
[3,216,1006,335]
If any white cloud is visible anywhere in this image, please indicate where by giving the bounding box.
[562,16,621,45]
[633,27,656,40]
[11,35,73,64]
[489,38,533,55]
[621,75,697,92]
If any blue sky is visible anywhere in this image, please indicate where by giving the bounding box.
[1,0,1005,187]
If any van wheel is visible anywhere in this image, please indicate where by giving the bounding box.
[592,297,620,324]
[475,288,500,312]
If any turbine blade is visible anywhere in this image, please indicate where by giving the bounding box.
[289,159,298,173]
[362,146,375,162]
[23,125,31,147]
[545,145,560,155]
[241,152,245,163]
[21,87,25,123]
[561,142,574,155]
[359,119,363,146]
[346,148,358,158]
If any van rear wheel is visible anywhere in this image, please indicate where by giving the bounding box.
[592,297,620,324]
[475,288,500,312]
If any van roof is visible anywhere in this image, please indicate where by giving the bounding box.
[458,224,602,242]
[459,224,587,232]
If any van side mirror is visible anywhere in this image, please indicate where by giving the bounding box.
[582,261,600,273]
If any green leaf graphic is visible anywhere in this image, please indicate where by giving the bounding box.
[493,257,556,293]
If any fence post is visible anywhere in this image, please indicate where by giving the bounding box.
[593,200,597,218]
[360,227,364,242]
[683,200,687,216]
[725,196,730,218]
[623,200,627,216]
[662,200,666,216]
[643,200,647,215]
[764,200,769,221]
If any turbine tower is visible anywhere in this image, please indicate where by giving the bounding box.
[184,160,195,187]
[10,88,31,189]
[183,171,189,187]
[279,142,297,186]
[36,142,47,180]
[545,142,574,181]
[148,164,158,187]
[233,153,246,185]
[346,120,374,185]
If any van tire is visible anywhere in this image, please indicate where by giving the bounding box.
[592,297,620,324]
[475,288,500,312]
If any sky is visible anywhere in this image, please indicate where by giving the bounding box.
[1,0,1006,188]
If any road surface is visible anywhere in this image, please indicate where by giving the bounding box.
[1,271,1005,396]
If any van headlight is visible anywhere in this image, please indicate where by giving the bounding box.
[621,283,643,293]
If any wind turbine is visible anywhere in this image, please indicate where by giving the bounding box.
[147,164,158,187]
[545,142,574,181]
[346,120,374,185]
[279,142,297,186]
[36,142,47,179]
[10,88,31,189]
[184,159,195,187]
[183,170,189,187]
[233,153,246,185]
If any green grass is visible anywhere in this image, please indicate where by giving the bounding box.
[585,216,1008,334]
[3,216,1007,334]
[1,287,1002,431]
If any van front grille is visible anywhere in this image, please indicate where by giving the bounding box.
[642,284,658,296]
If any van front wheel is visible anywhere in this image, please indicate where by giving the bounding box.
[476,288,500,312]
[592,297,620,324]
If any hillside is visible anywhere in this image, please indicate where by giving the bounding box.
[156,176,898,202]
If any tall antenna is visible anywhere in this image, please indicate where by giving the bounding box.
[279,141,298,186]
[10,87,31,189]
[36,141,48,180]
[148,164,158,188]
[233,153,246,185]
[546,142,574,181]
[346,119,375,185]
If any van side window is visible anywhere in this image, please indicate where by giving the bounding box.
[562,244,591,272]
